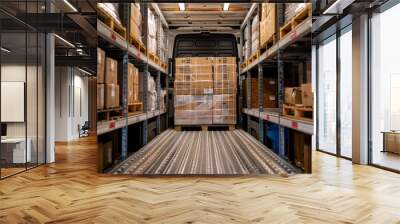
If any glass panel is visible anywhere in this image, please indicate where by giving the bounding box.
[1,31,28,177]
[27,31,38,169]
[371,3,400,171]
[317,36,337,154]
[38,33,45,165]
[339,28,352,158]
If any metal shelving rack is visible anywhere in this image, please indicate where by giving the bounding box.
[239,3,313,172]
[97,3,168,169]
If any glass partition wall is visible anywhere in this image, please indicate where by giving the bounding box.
[370,2,400,171]
[0,2,46,179]
[316,25,352,159]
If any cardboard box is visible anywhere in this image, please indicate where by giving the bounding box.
[251,78,277,108]
[130,3,141,26]
[214,80,237,95]
[215,57,236,65]
[105,84,120,108]
[97,48,105,83]
[285,87,302,105]
[174,81,214,95]
[128,63,135,104]
[174,95,213,125]
[130,22,141,43]
[213,94,236,124]
[105,57,118,84]
[261,3,275,21]
[97,84,104,110]
[301,83,313,107]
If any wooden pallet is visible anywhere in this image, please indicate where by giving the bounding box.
[128,102,143,115]
[279,5,311,39]
[97,107,123,122]
[260,35,276,52]
[129,34,146,54]
[248,50,260,64]
[97,6,126,39]
[175,125,235,132]
[240,61,247,69]
[148,51,160,64]
[283,104,313,122]
[160,62,168,70]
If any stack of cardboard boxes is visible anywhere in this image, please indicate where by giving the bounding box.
[260,3,276,48]
[174,57,237,125]
[130,3,142,43]
[97,48,120,110]
[147,8,157,54]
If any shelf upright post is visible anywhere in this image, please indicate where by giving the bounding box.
[277,3,285,157]
[246,19,252,133]
[121,3,129,160]
[156,71,161,134]
[258,63,264,142]
[156,10,161,134]
[238,27,244,127]
[142,3,149,145]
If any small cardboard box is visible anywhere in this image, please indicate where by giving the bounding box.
[97,48,105,83]
[97,84,104,110]
[105,57,118,84]
[285,87,302,105]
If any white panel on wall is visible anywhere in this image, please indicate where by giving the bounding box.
[1,81,25,122]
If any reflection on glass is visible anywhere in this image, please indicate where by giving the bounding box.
[340,28,352,158]
[371,3,400,171]
[1,32,28,177]
[317,36,337,154]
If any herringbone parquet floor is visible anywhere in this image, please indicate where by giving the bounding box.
[1,136,400,223]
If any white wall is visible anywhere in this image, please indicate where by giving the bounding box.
[55,67,89,141]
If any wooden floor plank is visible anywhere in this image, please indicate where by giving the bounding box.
[1,134,400,223]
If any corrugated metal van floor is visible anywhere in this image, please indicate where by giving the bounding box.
[111,129,298,176]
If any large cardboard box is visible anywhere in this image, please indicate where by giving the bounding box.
[215,57,236,65]
[97,48,105,83]
[260,4,276,48]
[105,84,120,108]
[251,78,277,108]
[130,22,141,43]
[97,84,104,110]
[130,3,141,26]
[128,63,135,104]
[105,57,118,84]
[301,83,313,107]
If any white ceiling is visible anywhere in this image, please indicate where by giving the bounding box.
[158,3,251,33]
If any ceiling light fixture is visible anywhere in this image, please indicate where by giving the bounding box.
[78,67,93,76]
[54,34,75,48]
[223,3,230,11]
[63,0,78,12]
[178,3,185,11]
[1,47,11,53]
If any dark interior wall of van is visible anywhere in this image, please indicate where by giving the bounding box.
[173,33,238,58]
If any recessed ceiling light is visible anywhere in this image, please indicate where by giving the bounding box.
[178,3,185,11]
[54,34,75,48]
[223,3,230,11]
[1,47,11,53]
[63,0,78,12]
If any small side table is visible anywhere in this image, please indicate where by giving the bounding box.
[382,131,400,154]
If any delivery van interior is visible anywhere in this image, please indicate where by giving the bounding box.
[96,2,312,176]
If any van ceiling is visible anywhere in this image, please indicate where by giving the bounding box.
[158,3,251,33]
